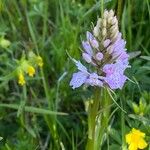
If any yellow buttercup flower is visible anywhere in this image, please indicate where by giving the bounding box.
[125,128,148,150]
[27,66,35,77]
[37,56,43,67]
[18,72,25,86]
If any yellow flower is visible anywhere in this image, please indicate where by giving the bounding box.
[18,72,25,86]
[125,128,148,150]
[27,66,35,77]
[37,56,43,67]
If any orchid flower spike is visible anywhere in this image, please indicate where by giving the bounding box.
[70,10,130,90]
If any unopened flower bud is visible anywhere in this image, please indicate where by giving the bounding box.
[132,103,139,114]
[86,31,93,41]
[107,45,113,54]
[97,18,101,27]
[37,56,43,67]
[108,17,113,24]
[111,26,118,35]
[103,39,111,48]
[111,31,119,42]
[93,18,101,37]
[139,99,146,114]
[111,16,118,25]
[93,27,99,37]
[102,28,107,37]
[108,10,114,18]
[90,39,99,49]
[104,10,108,18]
[95,52,103,61]
[82,53,92,63]
[102,19,107,27]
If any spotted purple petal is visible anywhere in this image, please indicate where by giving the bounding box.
[116,51,129,62]
[70,72,88,89]
[103,58,129,75]
[111,34,126,60]
[104,73,127,89]
[112,40,126,55]
[85,73,103,87]
[103,64,115,75]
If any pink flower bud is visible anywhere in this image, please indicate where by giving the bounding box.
[90,39,99,48]
[95,52,103,61]
[103,39,111,48]
[82,53,92,63]
[107,45,113,54]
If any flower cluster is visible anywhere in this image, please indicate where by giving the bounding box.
[17,51,43,86]
[70,10,130,90]
[125,128,148,150]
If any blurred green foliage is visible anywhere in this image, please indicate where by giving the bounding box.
[0,0,149,149]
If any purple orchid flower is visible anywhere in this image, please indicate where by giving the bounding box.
[70,60,103,89]
[85,73,103,87]
[70,10,130,90]
[104,72,127,89]
[102,61,129,89]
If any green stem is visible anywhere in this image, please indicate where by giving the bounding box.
[23,84,27,102]
[120,94,126,150]
[19,85,27,127]
[117,0,124,21]
[86,88,112,150]
[96,88,111,150]
[127,0,132,50]
[42,0,48,47]
[86,88,100,150]
[101,0,104,16]
[41,69,51,105]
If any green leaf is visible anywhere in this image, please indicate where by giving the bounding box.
[129,51,141,59]
[0,70,16,81]
[109,144,121,150]
[107,88,126,113]
[0,103,68,116]
[140,56,150,61]
[25,125,36,138]
[141,66,150,70]
[109,128,122,144]
[128,114,150,126]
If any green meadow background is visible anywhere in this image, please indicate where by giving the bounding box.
[0,0,149,149]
